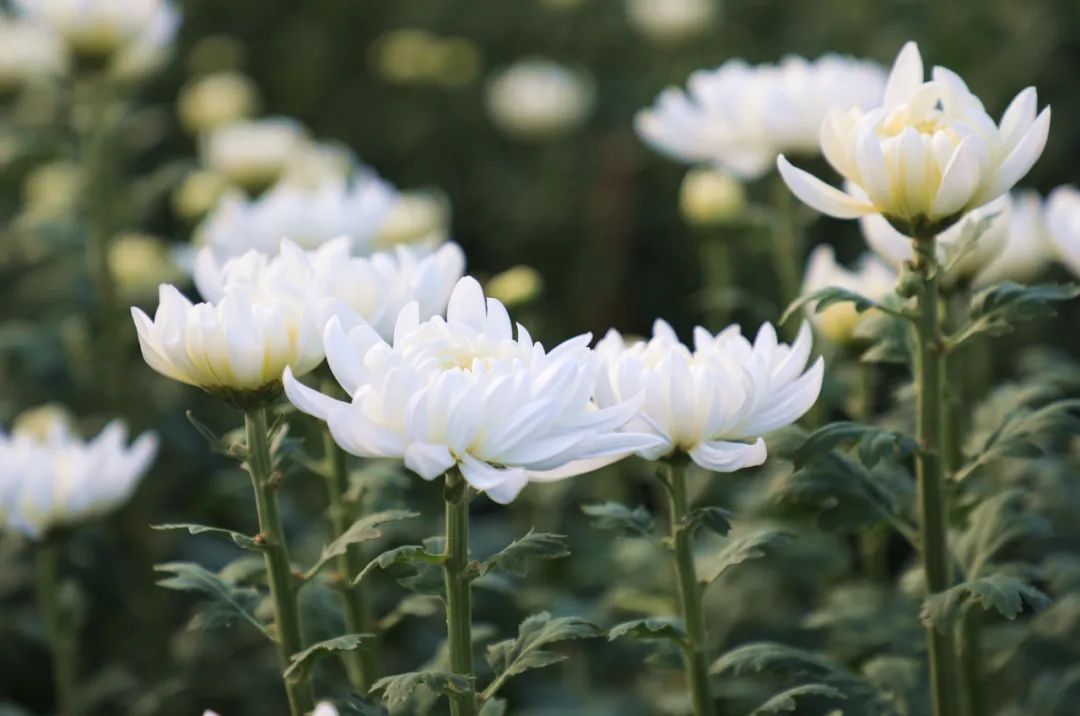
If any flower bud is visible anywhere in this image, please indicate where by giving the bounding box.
[486,266,544,307]
[679,168,745,226]
[178,71,258,135]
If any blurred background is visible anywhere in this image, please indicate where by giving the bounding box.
[3,1,1080,715]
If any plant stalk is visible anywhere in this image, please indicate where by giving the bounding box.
[666,461,716,716]
[701,230,733,328]
[770,175,803,339]
[443,469,477,716]
[323,428,379,693]
[36,539,80,716]
[911,233,961,716]
[244,408,314,715]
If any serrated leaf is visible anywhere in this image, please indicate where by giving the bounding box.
[606,617,686,646]
[957,399,1080,482]
[683,506,732,536]
[751,683,846,714]
[793,422,917,469]
[352,545,444,586]
[699,528,792,585]
[477,529,569,577]
[953,282,1080,346]
[151,523,261,551]
[370,671,473,707]
[284,633,372,679]
[377,594,441,631]
[581,502,654,536]
[955,490,1051,577]
[154,562,269,639]
[304,510,419,580]
[921,574,1051,632]
[781,286,882,327]
[484,612,599,693]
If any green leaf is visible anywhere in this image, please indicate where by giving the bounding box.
[581,502,654,536]
[751,683,846,714]
[485,612,599,689]
[304,510,419,580]
[953,282,1080,346]
[956,399,1080,482]
[793,421,917,469]
[377,594,441,631]
[781,286,884,327]
[606,617,686,646]
[955,489,1051,577]
[699,528,792,585]
[151,523,261,551]
[370,671,473,707]
[921,574,1051,632]
[352,544,444,586]
[283,633,371,679]
[154,562,269,639]
[477,529,569,577]
[185,411,238,457]
[683,506,733,536]
[478,698,507,716]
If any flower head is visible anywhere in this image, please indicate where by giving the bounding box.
[284,277,661,503]
[801,246,896,345]
[178,71,259,135]
[200,117,309,191]
[0,410,157,539]
[14,0,177,60]
[485,59,595,140]
[637,54,885,179]
[778,42,1050,235]
[132,241,325,404]
[626,0,718,45]
[592,320,823,472]
[0,15,66,89]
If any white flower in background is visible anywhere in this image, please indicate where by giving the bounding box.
[626,0,718,45]
[200,117,308,190]
[637,54,885,180]
[801,245,896,345]
[107,0,179,79]
[486,58,595,139]
[860,194,1011,286]
[195,172,397,269]
[109,232,184,301]
[132,242,325,400]
[278,140,355,190]
[976,191,1054,287]
[778,42,1051,234]
[173,169,229,221]
[593,320,823,472]
[14,0,177,59]
[679,167,746,226]
[1045,186,1080,279]
[0,16,66,90]
[486,265,544,307]
[375,190,451,250]
[284,277,661,504]
[178,72,259,135]
[0,410,157,539]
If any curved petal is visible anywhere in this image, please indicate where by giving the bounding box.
[459,453,528,504]
[777,156,875,219]
[688,438,768,473]
[976,106,1051,206]
[883,42,924,110]
[931,137,981,218]
[404,442,455,481]
[283,366,343,421]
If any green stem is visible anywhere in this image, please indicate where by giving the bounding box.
[666,461,716,716]
[244,408,315,715]
[959,605,986,716]
[770,176,803,338]
[700,230,733,328]
[323,428,379,694]
[36,539,80,716]
[911,234,961,716]
[442,469,477,716]
[852,362,889,581]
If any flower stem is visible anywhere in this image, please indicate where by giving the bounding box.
[701,230,733,328]
[244,407,315,715]
[911,234,961,716]
[666,461,716,716]
[36,539,80,716]
[442,468,477,716]
[770,175,803,338]
[322,427,379,694]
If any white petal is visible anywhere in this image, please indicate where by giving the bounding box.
[688,438,768,473]
[404,443,455,481]
[931,137,981,218]
[446,276,487,329]
[883,42,924,110]
[976,106,1051,206]
[283,366,343,422]
[777,156,875,219]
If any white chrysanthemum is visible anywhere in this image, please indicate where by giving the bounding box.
[14,0,177,59]
[200,117,309,190]
[132,241,325,399]
[0,414,157,539]
[860,194,1011,286]
[802,245,896,345]
[0,16,66,89]
[592,320,823,472]
[1044,186,1080,279]
[375,190,451,249]
[975,191,1053,287]
[637,54,885,180]
[486,59,595,139]
[778,42,1050,234]
[626,0,718,44]
[195,173,397,267]
[284,277,661,504]
[178,72,259,135]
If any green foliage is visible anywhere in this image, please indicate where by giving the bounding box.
[952,283,1080,347]
[750,683,846,714]
[792,421,918,469]
[150,523,262,551]
[283,634,371,679]
[683,506,733,537]
[478,698,507,715]
[303,509,418,580]
[476,529,570,577]
[352,544,445,586]
[781,286,891,326]
[154,561,269,639]
[581,502,654,536]
[921,574,1051,632]
[484,612,599,695]
[955,490,1052,577]
[698,527,793,585]
[606,617,687,647]
[957,399,1080,482]
[370,671,473,707]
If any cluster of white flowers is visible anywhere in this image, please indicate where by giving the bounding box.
[637,54,887,179]
[0,409,157,539]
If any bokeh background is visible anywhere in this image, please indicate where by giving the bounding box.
[3,1,1080,715]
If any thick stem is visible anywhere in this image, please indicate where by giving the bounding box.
[770,176,803,338]
[322,428,378,693]
[442,469,477,716]
[959,605,986,716]
[911,235,961,716]
[666,461,716,716]
[37,540,80,716]
[244,408,314,715]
